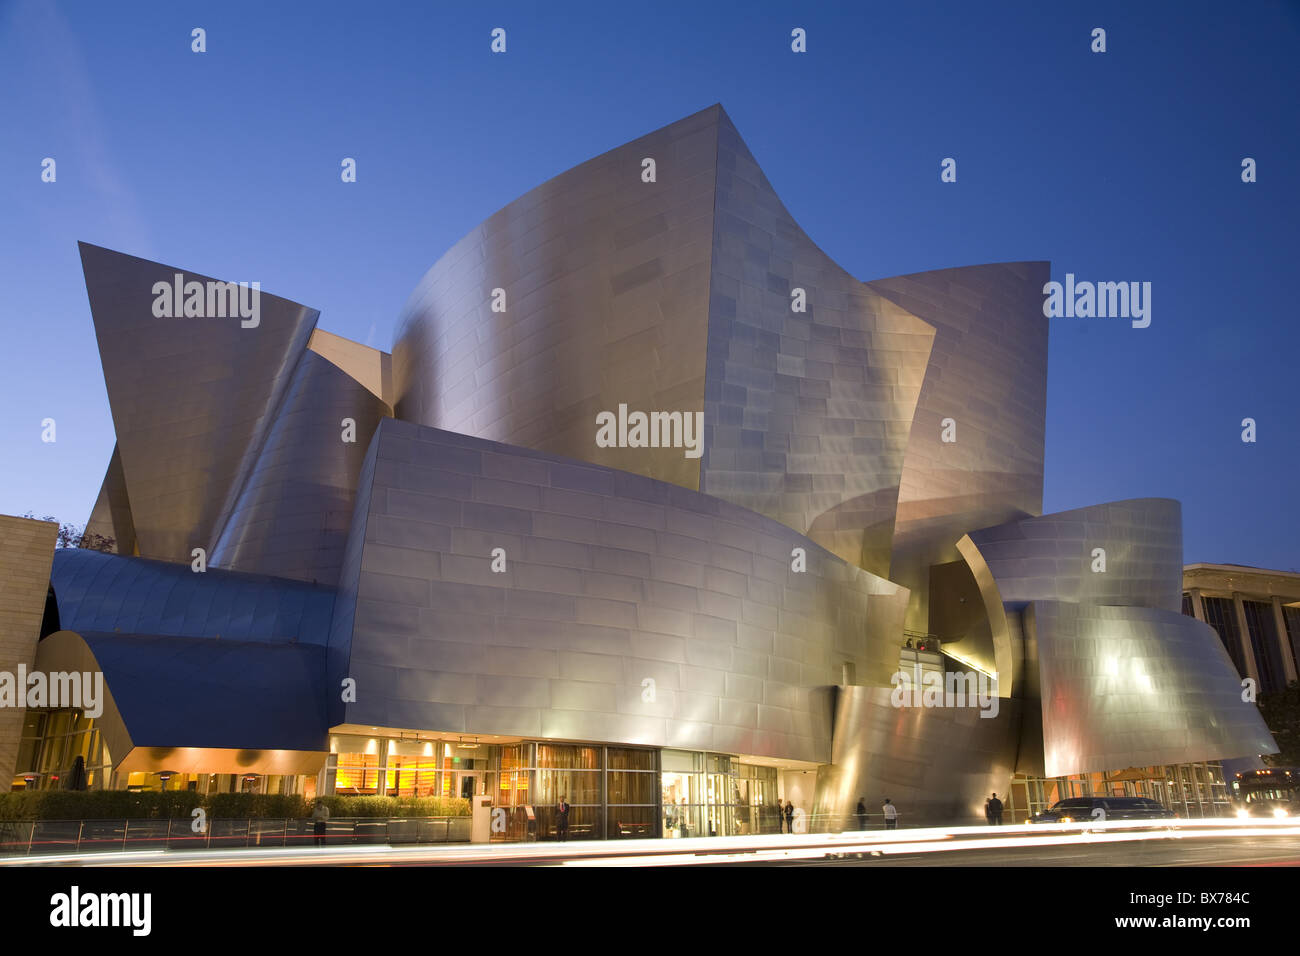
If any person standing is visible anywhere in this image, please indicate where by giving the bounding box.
[987,792,1004,826]
[882,798,898,830]
[556,795,570,842]
[783,800,794,834]
[855,797,868,831]
[312,799,330,848]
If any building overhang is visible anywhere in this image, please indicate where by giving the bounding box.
[34,630,330,775]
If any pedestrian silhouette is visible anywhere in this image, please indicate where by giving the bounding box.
[882,798,898,830]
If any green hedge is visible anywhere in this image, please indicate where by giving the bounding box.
[0,791,470,821]
[320,795,470,818]
[0,790,204,821]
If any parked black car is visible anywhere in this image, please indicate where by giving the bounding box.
[1030,796,1174,824]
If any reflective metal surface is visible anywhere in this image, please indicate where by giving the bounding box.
[392,107,937,577]
[814,685,1022,827]
[41,107,1276,811]
[702,112,936,577]
[35,630,328,773]
[1026,601,1277,776]
[210,350,391,587]
[868,263,1050,627]
[49,548,335,645]
[328,417,909,764]
[83,444,137,556]
[79,242,319,564]
[393,105,720,491]
[962,498,1185,612]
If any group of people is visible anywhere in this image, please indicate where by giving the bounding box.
[853,797,900,830]
[310,790,1005,848]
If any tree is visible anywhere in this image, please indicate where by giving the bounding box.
[1258,681,1300,767]
[21,513,116,552]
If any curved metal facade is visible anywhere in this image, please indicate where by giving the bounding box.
[210,350,391,587]
[392,106,720,491]
[327,417,909,764]
[392,107,937,577]
[35,630,327,774]
[49,548,335,645]
[1027,601,1277,776]
[701,112,936,577]
[79,242,319,565]
[83,444,137,556]
[950,499,1277,775]
[868,262,1050,627]
[962,498,1185,613]
[814,686,1022,827]
[47,106,1276,814]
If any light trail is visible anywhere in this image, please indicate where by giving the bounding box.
[3,816,1298,867]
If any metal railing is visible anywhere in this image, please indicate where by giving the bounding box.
[0,815,472,857]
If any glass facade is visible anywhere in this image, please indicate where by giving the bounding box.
[12,710,109,790]
[660,751,779,837]
[1285,606,1300,681]
[1008,762,1231,822]
[480,742,659,841]
[1200,596,1245,674]
[1242,600,1286,693]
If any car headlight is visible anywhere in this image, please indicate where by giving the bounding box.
[1273,808,1288,818]
[1236,809,1250,819]
[1059,816,1072,823]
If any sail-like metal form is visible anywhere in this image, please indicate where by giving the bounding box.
[210,351,391,586]
[79,242,319,564]
[326,417,910,764]
[29,106,1271,820]
[393,106,936,578]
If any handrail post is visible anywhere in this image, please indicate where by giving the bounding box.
[122,819,129,853]
[76,820,84,853]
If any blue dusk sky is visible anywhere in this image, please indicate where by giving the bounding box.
[1,0,1296,569]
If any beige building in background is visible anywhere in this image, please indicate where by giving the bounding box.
[1182,563,1300,695]
[0,515,58,792]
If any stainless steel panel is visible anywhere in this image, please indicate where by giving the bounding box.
[78,242,319,564]
[868,262,1050,628]
[328,417,909,763]
[814,685,1022,827]
[1027,601,1278,776]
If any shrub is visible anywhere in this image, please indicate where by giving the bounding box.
[205,793,310,820]
[320,795,470,818]
[0,790,203,821]
[0,790,471,821]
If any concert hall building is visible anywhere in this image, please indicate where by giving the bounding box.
[0,105,1278,837]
